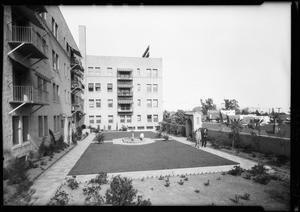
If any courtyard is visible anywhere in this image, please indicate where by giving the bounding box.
[5,131,289,209]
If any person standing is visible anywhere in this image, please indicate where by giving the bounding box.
[195,128,202,148]
[202,128,208,147]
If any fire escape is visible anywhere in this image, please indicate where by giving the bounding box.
[7,5,50,115]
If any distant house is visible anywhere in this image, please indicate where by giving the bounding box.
[207,110,220,121]
[220,110,235,116]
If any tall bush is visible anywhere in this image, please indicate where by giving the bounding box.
[105,175,151,206]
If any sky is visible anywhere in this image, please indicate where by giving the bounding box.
[59,3,291,113]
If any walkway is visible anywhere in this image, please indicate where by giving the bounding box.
[29,133,94,205]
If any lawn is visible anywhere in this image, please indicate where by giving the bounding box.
[68,131,238,175]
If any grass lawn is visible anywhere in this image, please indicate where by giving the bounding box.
[68,131,238,175]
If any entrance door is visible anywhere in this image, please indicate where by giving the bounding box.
[22,116,29,142]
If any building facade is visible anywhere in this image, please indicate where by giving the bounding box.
[79,27,163,131]
[2,5,84,163]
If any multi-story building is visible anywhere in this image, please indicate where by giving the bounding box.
[79,26,163,131]
[2,5,84,163]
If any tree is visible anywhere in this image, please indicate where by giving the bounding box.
[163,110,171,123]
[241,108,249,115]
[223,99,240,114]
[255,110,261,116]
[228,119,244,148]
[200,98,216,115]
[192,106,202,113]
[171,110,186,125]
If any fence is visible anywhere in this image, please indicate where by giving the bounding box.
[207,129,290,157]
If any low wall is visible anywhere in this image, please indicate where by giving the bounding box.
[207,129,290,157]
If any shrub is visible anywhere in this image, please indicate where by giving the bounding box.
[240,193,250,200]
[105,175,151,206]
[85,132,89,136]
[249,164,267,176]
[158,175,164,180]
[121,125,127,131]
[88,172,108,185]
[93,132,106,144]
[227,165,244,176]
[48,187,72,205]
[178,179,184,185]
[135,195,152,206]
[241,144,254,153]
[65,176,79,190]
[156,131,163,138]
[163,134,169,141]
[252,173,271,185]
[94,126,100,134]
[6,158,29,185]
[82,184,104,205]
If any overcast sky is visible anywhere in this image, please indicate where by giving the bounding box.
[60,3,291,113]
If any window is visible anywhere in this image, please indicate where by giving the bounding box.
[108,115,113,123]
[96,115,101,124]
[152,69,158,78]
[52,51,59,70]
[89,116,94,124]
[126,115,132,123]
[153,99,158,107]
[138,99,141,106]
[89,99,94,108]
[153,115,158,122]
[108,99,113,108]
[64,63,66,77]
[88,67,94,75]
[52,18,58,39]
[88,83,94,92]
[107,67,113,76]
[146,126,154,129]
[107,83,113,92]
[56,85,59,103]
[22,116,29,142]
[12,116,20,145]
[147,115,152,123]
[95,67,101,75]
[38,116,43,137]
[146,69,151,77]
[137,68,140,76]
[120,115,125,123]
[53,83,56,102]
[137,126,145,130]
[147,84,152,92]
[95,83,101,92]
[137,115,141,122]
[137,84,141,91]
[96,99,101,108]
[61,120,64,129]
[197,117,200,125]
[44,116,48,136]
[54,116,56,133]
[153,84,158,92]
[147,99,152,107]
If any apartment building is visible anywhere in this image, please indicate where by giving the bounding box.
[2,5,84,162]
[79,27,163,131]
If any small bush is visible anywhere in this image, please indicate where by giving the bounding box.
[65,176,79,190]
[240,193,250,200]
[82,184,104,205]
[88,172,108,185]
[252,173,271,185]
[163,134,169,141]
[244,174,251,180]
[6,158,29,185]
[158,175,164,180]
[156,131,163,138]
[178,179,184,185]
[227,165,244,176]
[249,164,267,176]
[105,175,151,206]
[48,187,72,205]
[241,144,254,153]
[93,132,106,144]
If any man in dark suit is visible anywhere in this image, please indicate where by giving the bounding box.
[201,128,208,147]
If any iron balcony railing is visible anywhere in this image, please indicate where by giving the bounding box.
[117,108,133,112]
[117,91,133,96]
[117,74,132,79]
[117,83,133,88]
[11,26,48,57]
[12,86,49,104]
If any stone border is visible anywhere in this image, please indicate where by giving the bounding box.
[112,137,163,145]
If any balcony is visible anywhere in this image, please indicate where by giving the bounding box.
[117,83,133,88]
[118,91,133,96]
[10,86,49,105]
[8,26,48,59]
[118,108,133,113]
[117,74,132,80]
[118,99,133,104]
[71,57,84,72]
